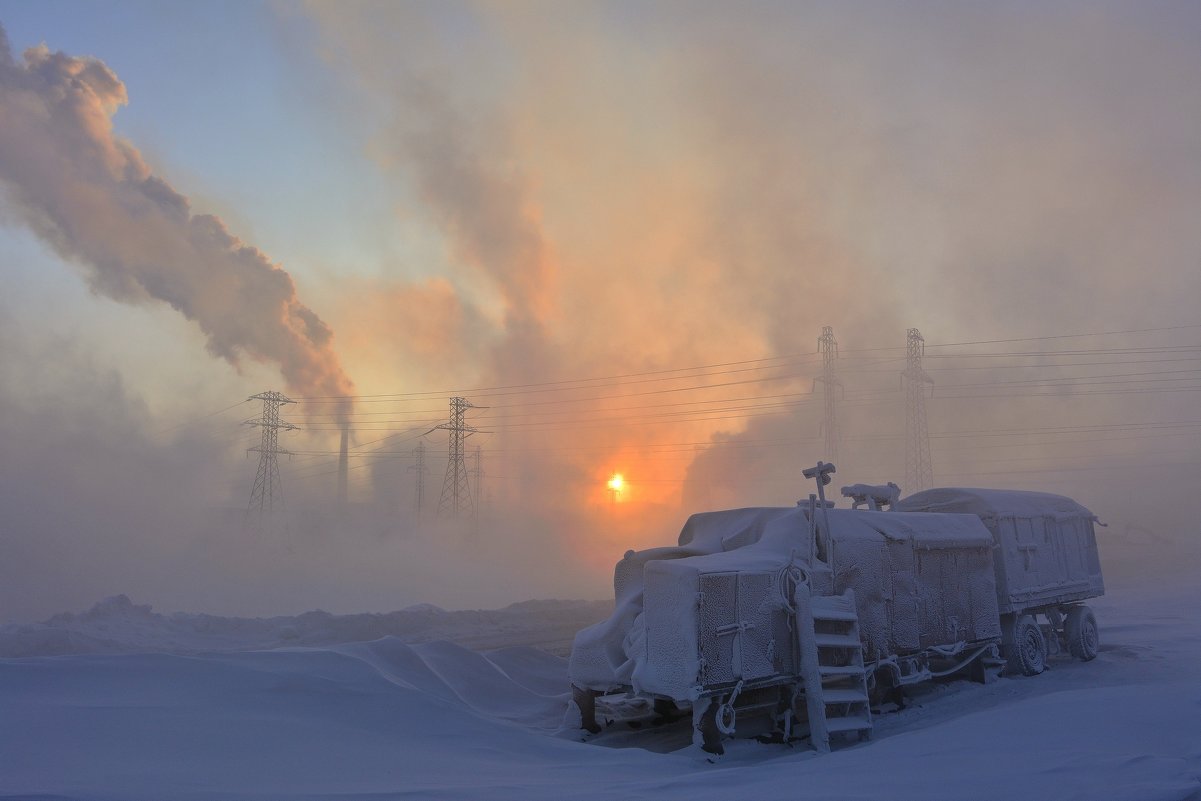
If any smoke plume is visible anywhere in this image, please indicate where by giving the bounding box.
[0,26,354,413]
[299,0,1200,570]
[1,5,1197,621]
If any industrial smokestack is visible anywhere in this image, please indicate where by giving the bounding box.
[338,423,349,511]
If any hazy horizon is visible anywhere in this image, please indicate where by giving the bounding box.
[1,1,1198,623]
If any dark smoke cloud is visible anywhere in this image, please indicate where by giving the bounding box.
[0,27,354,415]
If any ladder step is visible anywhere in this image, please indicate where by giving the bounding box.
[813,633,862,649]
[810,608,859,622]
[811,594,856,612]
[821,688,870,704]
[818,665,866,678]
[825,715,873,734]
[796,588,873,753]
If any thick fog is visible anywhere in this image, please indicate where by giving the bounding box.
[1,3,1198,623]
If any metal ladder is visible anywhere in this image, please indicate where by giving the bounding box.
[794,586,873,752]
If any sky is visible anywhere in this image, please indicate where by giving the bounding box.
[0,1,1199,622]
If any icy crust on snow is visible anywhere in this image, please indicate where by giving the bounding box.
[896,487,1097,522]
[0,594,610,658]
[573,504,1001,697]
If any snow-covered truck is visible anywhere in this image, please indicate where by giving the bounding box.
[568,467,1104,754]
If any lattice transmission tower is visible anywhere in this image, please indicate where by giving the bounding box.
[245,390,299,518]
[436,397,485,518]
[469,444,484,527]
[410,440,428,525]
[815,326,842,462]
[337,423,350,511]
[902,328,934,493]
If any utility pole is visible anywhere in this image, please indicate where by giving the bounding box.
[815,326,841,462]
[902,328,934,493]
[245,390,299,520]
[409,440,427,526]
[436,397,485,518]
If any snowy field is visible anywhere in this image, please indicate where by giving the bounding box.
[2,562,1200,800]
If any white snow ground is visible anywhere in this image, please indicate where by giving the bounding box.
[0,595,610,658]
[2,577,1199,799]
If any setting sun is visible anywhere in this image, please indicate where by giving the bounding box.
[607,473,625,494]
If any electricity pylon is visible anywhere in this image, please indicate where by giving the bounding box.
[815,326,841,462]
[469,444,484,529]
[902,328,934,493]
[337,423,349,511]
[245,390,299,519]
[410,440,428,525]
[436,397,485,518]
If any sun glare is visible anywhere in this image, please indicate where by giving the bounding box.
[607,473,625,494]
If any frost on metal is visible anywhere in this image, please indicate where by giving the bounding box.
[896,488,1105,615]
[569,478,1106,754]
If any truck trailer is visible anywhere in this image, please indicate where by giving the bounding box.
[568,467,1104,754]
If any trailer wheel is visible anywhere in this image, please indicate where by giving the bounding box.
[1011,615,1046,676]
[1065,606,1099,662]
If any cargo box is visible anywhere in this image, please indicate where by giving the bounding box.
[896,488,1104,615]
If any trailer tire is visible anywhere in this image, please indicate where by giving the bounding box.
[1011,615,1046,676]
[1065,606,1099,662]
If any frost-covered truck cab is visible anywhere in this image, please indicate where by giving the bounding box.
[568,475,1104,755]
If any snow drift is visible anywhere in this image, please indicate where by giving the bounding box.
[1,581,1199,800]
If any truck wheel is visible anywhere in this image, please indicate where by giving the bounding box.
[1011,615,1046,676]
[1065,606,1099,662]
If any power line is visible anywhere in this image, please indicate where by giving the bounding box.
[290,356,1201,423]
[284,427,437,481]
[921,323,1201,349]
[288,323,1201,403]
[273,352,1201,424]
[220,324,1201,508]
[290,353,826,401]
[280,420,442,481]
[285,382,1201,435]
[153,399,251,436]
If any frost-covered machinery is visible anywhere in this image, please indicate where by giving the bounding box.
[568,464,1104,754]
